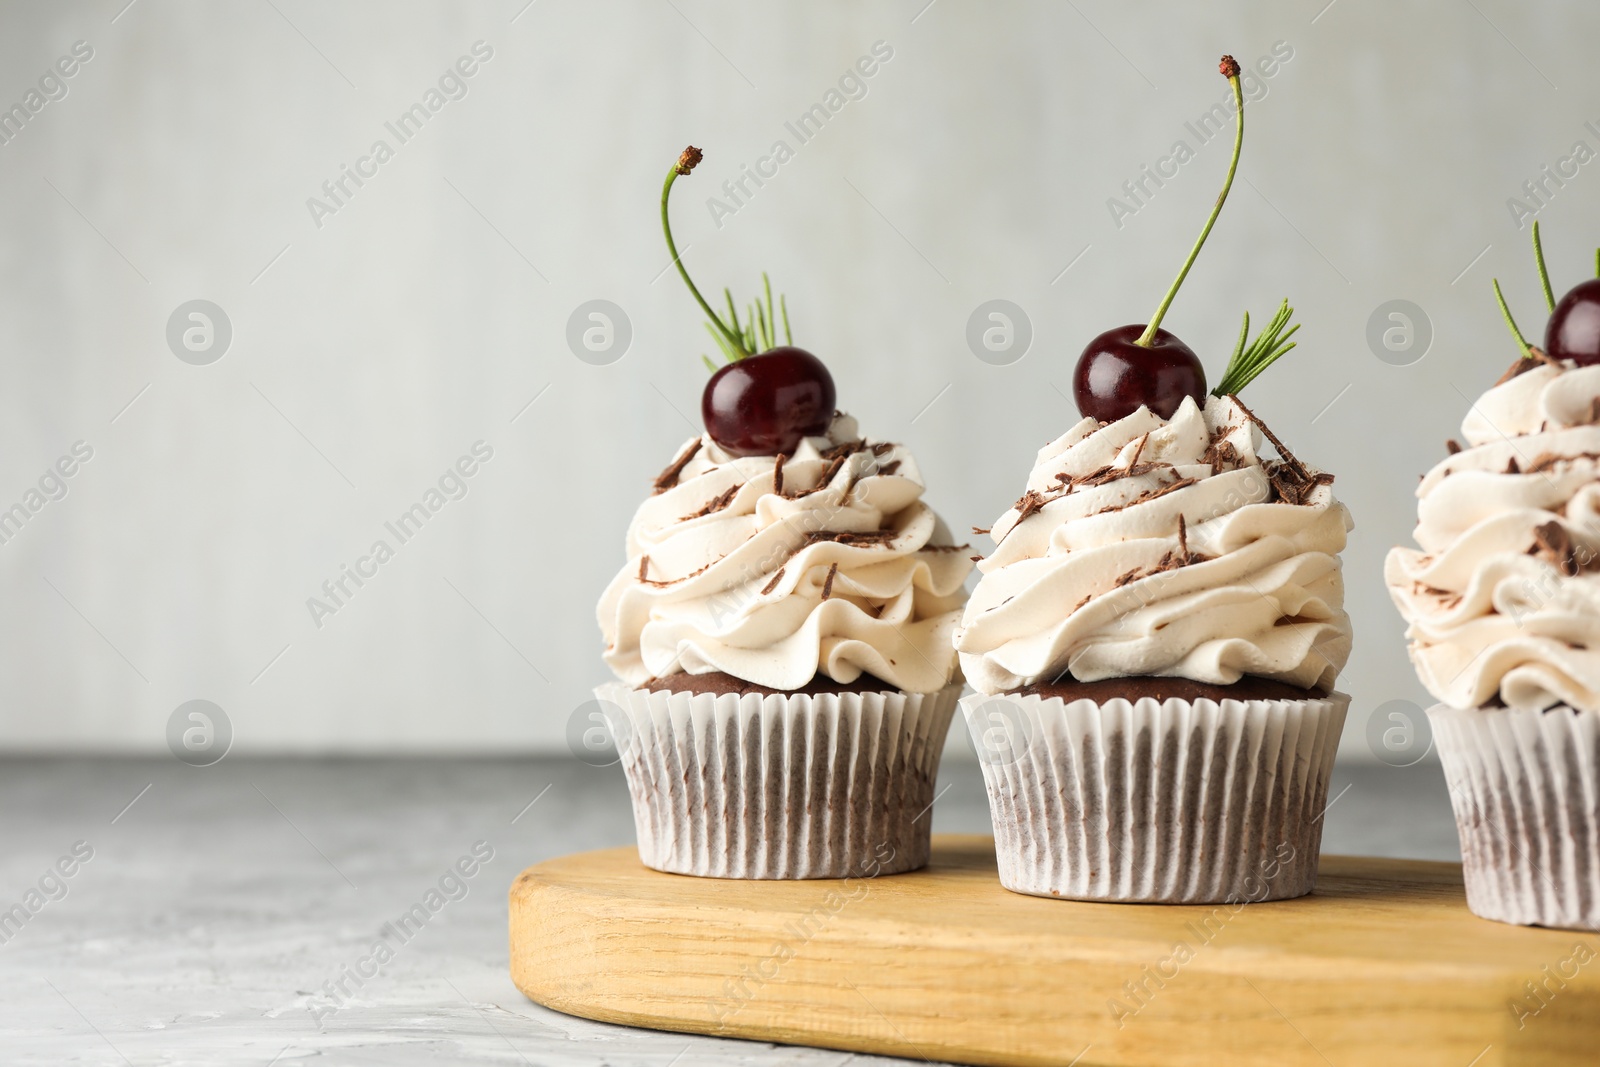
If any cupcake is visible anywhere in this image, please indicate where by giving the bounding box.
[953,57,1352,904]
[1386,226,1600,930]
[593,147,972,880]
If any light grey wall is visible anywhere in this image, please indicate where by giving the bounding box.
[0,0,1593,757]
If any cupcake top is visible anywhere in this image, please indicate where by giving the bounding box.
[955,395,1352,695]
[598,414,972,692]
[1386,360,1600,711]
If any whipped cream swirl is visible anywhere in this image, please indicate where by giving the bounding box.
[1387,361,1600,711]
[956,395,1352,695]
[598,415,971,692]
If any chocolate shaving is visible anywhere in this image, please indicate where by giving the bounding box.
[1446,439,1463,455]
[972,526,990,536]
[1231,396,1308,479]
[803,529,896,547]
[1138,475,1197,505]
[878,460,902,477]
[1506,457,1521,474]
[1495,347,1560,386]
[821,563,839,600]
[678,483,741,521]
[638,556,649,582]
[773,454,786,497]
[822,439,868,463]
[870,442,895,457]
[970,555,983,562]
[640,560,715,587]
[1527,451,1600,473]
[1085,473,1197,518]
[1126,433,1148,470]
[1012,490,1048,525]
[1114,529,1214,587]
[1057,461,1167,493]
[1531,520,1580,576]
[1265,463,1334,506]
[652,438,702,494]
[760,567,785,595]
[1202,437,1241,475]
[813,454,848,493]
[918,542,971,552]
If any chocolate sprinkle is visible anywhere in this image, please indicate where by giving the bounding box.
[1231,396,1308,479]
[802,530,897,548]
[1012,489,1048,526]
[773,453,786,497]
[760,567,785,595]
[678,483,741,521]
[652,438,702,494]
[1202,437,1241,475]
[640,560,715,587]
[1126,433,1149,469]
[1494,347,1560,386]
[821,563,839,600]
[1531,520,1580,576]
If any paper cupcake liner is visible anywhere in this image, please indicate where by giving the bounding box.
[594,682,961,879]
[1428,703,1600,930]
[961,691,1348,903]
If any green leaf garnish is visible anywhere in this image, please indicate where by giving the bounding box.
[1492,277,1531,357]
[1533,220,1555,312]
[1212,300,1299,397]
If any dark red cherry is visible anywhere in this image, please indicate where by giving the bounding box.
[1545,278,1600,366]
[1072,324,1207,423]
[701,346,836,456]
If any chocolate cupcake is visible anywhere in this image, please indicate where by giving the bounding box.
[592,147,971,879]
[954,57,1350,904]
[957,397,1350,902]
[1388,233,1600,929]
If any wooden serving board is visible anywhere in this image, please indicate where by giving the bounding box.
[510,835,1600,1067]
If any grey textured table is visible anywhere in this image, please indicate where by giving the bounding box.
[0,755,1461,1066]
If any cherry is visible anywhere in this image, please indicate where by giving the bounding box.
[660,146,836,454]
[1545,278,1600,366]
[701,346,835,456]
[1072,56,1246,423]
[1074,325,1206,422]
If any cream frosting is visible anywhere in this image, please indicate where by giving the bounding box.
[598,415,971,692]
[1387,361,1600,711]
[955,395,1352,695]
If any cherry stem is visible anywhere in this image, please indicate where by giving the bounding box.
[661,148,752,359]
[1532,220,1554,312]
[1492,277,1531,357]
[1137,59,1244,348]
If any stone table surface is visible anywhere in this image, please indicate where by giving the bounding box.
[0,755,1461,1066]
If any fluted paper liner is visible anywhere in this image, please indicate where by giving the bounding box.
[1429,703,1600,930]
[594,682,960,879]
[961,691,1348,903]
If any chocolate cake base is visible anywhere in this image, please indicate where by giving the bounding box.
[643,670,900,697]
[1014,675,1327,704]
